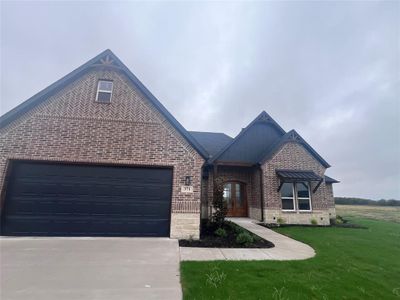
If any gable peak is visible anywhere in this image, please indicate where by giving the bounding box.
[256,111,274,123]
[287,129,302,142]
[91,49,123,69]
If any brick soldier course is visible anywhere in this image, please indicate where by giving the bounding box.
[0,49,338,239]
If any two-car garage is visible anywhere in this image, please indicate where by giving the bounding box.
[1,161,173,237]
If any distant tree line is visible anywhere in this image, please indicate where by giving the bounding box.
[335,197,400,206]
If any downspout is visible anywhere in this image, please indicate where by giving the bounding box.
[258,165,265,223]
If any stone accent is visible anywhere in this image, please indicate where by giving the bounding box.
[248,207,262,220]
[0,67,205,238]
[170,213,200,239]
[264,209,330,225]
[261,142,333,225]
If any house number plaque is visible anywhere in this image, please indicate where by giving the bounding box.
[181,186,193,193]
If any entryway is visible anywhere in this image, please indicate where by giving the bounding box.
[223,182,248,217]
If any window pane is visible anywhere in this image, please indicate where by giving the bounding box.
[235,183,243,208]
[296,182,309,198]
[99,80,113,91]
[97,91,111,102]
[280,183,293,198]
[282,198,294,210]
[223,184,232,208]
[298,198,311,210]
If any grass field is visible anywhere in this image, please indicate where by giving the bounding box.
[336,204,400,223]
[180,217,400,299]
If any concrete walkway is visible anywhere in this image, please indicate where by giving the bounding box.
[180,218,315,261]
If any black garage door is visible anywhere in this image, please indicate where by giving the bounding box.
[1,162,173,237]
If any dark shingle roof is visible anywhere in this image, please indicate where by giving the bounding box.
[189,131,233,158]
[324,175,340,183]
[210,111,286,164]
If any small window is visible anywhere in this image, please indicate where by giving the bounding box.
[96,80,113,103]
[281,183,295,210]
[297,182,311,211]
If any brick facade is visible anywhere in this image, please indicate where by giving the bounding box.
[202,142,335,225]
[0,67,205,239]
[261,142,332,225]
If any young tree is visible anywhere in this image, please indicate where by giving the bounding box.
[211,177,227,227]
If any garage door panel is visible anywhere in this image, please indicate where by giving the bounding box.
[1,162,173,237]
[4,216,170,237]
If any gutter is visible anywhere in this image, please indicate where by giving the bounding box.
[258,164,265,223]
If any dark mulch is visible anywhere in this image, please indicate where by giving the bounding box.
[179,221,274,248]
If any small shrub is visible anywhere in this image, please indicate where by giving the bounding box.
[226,221,245,234]
[277,217,285,225]
[236,232,254,246]
[214,227,227,238]
[335,215,345,224]
[310,218,318,225]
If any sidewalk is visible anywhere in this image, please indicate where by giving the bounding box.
[179,218,315,261]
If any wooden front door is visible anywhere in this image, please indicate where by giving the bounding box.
[223,182,248,217]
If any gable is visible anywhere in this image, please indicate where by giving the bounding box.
[258,130,330,168]
[0,49,208,159]
[266,142,327,173]
[217,122,283,163]
[211,111,286,164]
[30,69,163,122]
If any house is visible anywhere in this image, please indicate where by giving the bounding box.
[0,50,338,239]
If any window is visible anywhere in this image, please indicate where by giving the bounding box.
[281,183,295,210]
[296,182,311,211]
[280,182,311,211]
[96,80,113,103]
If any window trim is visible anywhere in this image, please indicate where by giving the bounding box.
[281,183,296,212]
[95,80,113,103]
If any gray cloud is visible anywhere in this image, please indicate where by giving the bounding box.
[1,1,399,199]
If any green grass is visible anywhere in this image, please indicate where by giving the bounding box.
[180,218,400,299]
[336,205,400,223]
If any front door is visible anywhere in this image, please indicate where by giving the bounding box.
[223,182,248,217]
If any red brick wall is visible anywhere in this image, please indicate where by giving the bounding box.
[262,142,329,211]
[0,68,205,227]
[326,183,335,208]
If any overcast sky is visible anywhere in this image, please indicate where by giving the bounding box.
[1,1,399,199]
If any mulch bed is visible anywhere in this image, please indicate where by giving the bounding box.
[179,221,274,248]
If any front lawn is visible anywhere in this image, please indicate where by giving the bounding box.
[180,218,400,299]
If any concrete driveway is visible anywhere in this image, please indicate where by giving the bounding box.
[0,237,182,300]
